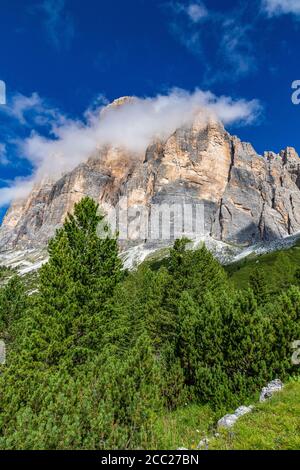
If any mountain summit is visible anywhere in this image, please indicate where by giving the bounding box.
[0,102,300,258]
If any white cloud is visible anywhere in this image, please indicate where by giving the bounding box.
[10,93,42,123]
[262,0,300,16]
[186,3,208,22]
[0,178,35,207]
[6,92,62,126]
[171,1,208,23]
[0,88,261,207]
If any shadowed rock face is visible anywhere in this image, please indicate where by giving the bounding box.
[1,115,300,252]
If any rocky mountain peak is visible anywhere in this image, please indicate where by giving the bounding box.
[0,117,300,257]
[280,147,299,164]
[103,96,136,113]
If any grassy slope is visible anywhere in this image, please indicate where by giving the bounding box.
[151,380,300,450]
[210,380,300,450]
[149,404,216,450]
[225,239,300,292]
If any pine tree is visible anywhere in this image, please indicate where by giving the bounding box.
[222,289,273,402]
[177,291,200,388]
[167,240,228,308]
[106,264,176,354]
[0,275,27,346]
[249,266,270,305]
[25,196,123,367]
[294,268,300,286]
[266,285,300,378]
[190,289,230,408]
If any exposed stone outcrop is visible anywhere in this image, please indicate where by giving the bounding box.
[1,102,300,253]
[0,339,6,365]
[217,406,254,430]
[259,379,284,402]
[190,379,285,450]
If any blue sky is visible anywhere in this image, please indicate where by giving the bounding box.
[0,0,300,221]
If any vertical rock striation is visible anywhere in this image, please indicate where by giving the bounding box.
[1,110,300,253]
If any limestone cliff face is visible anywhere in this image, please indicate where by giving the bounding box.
[1,110,300,252]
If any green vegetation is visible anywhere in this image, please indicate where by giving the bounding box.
[0,265,15,284]
[0,196,299,450]
[150,404,216,450]
[150,379,300,450]
[210,379,300,450]
[226,239,300,293]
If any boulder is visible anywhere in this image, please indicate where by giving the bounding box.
[217,405,253,429]
[259,379,284,402]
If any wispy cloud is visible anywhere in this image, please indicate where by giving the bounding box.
[6,92,64,126]
[33,0,75,50]
[220,18,257,80]
[186,2,208,22]
[0,144,8,166]
[0,88,261,207]
[166,1,300,83]
[166,2,257,83]
[172,1,208,23]
[262,0,300,17]
[0,178,35,207]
